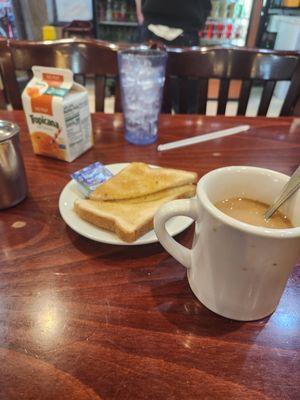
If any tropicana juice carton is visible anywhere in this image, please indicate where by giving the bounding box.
[22,66,93,162]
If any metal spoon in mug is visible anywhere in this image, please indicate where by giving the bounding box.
[264,166,300,220]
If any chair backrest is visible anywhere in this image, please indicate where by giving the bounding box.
[164,47,300,116]
[0,38,123,112]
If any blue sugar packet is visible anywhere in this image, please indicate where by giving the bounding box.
[71,162,114,197]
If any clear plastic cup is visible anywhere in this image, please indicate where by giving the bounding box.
[118,48,167,145]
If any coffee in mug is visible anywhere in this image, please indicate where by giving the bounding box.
[215,198,293,229]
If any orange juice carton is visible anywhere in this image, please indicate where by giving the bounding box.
[22,66,93,162]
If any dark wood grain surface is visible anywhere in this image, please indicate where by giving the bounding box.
[1,111,300,400]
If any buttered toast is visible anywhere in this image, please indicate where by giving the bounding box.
[74,184,196,242]
[89,162,197,201]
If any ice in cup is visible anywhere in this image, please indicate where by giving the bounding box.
[118,48,167,145]
[22,66,93,162]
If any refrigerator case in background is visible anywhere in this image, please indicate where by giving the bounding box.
[94,0,138,43]
[200,0,255,46]
[93,0,255,46]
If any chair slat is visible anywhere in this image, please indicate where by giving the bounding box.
[217,79,230,115]
[75,74,86,87]
[281,61,300,116]
[237,80,252,115]
[95,75,105,112]
[198,78,208,114]
[257,80,276,116]
[178,78,189,114]
[81,74,87,87]
[0,87,7,109]
[161,76,172,113]
[74,74,80,85]
[114,77,122,113]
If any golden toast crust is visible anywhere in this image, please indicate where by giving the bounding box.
[74,184,196,242]
[89,162,198,201]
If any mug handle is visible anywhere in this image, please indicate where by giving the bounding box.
[154,198,201,269]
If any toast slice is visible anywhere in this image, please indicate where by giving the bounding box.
[89,162,198,201]
[74,184,196,242]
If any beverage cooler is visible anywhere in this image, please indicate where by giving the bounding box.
[93,0,256,46]
[201,0,255,46]
[93,0,139,42]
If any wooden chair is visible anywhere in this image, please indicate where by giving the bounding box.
[163,47,300,116]
[0,38,124,112]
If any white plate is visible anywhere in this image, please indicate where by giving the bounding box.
[59,163,193,246]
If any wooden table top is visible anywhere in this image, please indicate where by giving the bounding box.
[1,111,300,400]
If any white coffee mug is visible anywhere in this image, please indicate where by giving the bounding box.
[154,166,300,321]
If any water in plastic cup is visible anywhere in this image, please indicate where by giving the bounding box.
[118,48,167,145]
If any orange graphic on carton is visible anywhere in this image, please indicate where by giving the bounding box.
[42,73,64,87]
[26,85,54,116]
[26,86,40,99]
[31,130,64,160]
[31,93,53,116]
